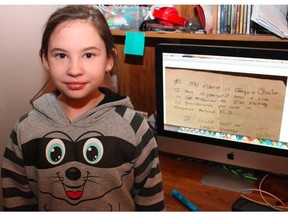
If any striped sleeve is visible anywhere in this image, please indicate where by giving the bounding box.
[116,107,166,211]
[1,129,38,211]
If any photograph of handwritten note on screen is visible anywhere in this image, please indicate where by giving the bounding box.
[165,68,285,142]
[155,44,288,176]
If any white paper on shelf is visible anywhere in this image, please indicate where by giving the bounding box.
[251,5,288,38]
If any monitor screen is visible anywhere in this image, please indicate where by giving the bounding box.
[155,43,288,178]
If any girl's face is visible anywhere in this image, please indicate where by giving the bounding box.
[43,19,113,103]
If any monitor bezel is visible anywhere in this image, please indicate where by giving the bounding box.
[155,43,288,159]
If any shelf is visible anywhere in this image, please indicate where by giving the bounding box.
[111,30,288,42]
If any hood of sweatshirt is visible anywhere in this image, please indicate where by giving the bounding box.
[32,88,134,127]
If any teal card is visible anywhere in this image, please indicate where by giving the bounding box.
[124,32,145,56]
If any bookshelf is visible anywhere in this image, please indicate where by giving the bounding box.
[111,5,288,115]
[111,29,287,42]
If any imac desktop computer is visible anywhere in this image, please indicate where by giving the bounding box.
[155,43,288,192]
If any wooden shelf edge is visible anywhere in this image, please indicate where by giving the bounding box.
[111,30,288,42]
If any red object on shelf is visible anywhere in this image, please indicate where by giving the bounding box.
[153,7,187,26]
[196,5,206,30]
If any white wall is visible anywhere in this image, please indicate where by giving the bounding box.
[0,5,61,210]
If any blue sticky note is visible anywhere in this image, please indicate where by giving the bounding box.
[124,32,145,56]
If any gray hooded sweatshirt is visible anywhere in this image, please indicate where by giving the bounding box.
[1,88,165,211]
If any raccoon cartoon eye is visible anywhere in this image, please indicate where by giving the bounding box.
[83,138,104,164]
[46,139,66,165]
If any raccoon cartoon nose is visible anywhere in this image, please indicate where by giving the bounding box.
[66,167,81,181]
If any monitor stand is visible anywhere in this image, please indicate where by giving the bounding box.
[201,165,255,194]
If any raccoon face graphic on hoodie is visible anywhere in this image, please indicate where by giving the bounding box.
[1,88,165,211]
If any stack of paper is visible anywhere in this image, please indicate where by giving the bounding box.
[251,5,288,38]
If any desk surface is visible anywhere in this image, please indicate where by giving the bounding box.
[159,152,288,211]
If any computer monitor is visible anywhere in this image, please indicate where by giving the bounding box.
[155,43,288,191]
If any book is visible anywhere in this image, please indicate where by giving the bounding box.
[246,5,252,34]
[235,5,241,34]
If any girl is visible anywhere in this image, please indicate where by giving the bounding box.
[1,5,165,211]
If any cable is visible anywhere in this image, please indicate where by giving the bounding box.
[240,173,288,211]
[259,174,287,211]
[222,164,257,181]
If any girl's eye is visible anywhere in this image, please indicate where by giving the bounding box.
[84,53,95,58]
[56,53,67,59]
